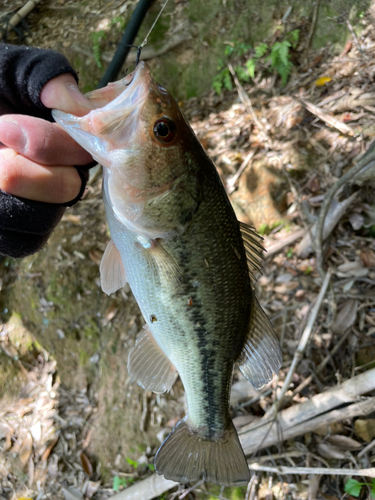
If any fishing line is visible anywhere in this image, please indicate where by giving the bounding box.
[136,0,169,64]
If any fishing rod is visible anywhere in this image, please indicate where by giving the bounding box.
[97,0,155,89]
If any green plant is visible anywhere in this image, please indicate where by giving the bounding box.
[91,16,127,69]
[212,30,300,94]
[345,478,375,498]
[126,457,138,468]
[113,476,134,491]
[91,30,106,69]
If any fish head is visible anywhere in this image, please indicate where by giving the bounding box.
[53,62,203,237]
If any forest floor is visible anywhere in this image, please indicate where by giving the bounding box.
[0,1,375,500]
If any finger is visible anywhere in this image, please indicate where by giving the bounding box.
[0,115,93,166]
[40,73,95,117]
[0,148,82,204]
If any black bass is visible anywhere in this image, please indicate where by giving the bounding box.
[52,62,282,487]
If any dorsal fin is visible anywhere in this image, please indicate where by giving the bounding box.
[239,222,264,280]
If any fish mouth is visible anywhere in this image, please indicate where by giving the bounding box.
[52,61,153,168]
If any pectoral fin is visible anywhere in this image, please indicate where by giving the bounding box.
[100,239,127,295]
[237,297,282,390]
[128,324,178,393]
[139,238,183,286]
[239,222,264,281]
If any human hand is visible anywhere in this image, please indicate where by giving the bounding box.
[0,73,94,204]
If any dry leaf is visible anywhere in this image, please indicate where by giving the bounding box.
[331,299,358,334]
[40,436,59,462]
[0,421,14,451]
[354,419,375,442]
[360,248,375,268]
[19,432,33,466]
[62,487,84,500]
[317,442,348,459]
[336,260,368,278]
[86,481,101,499]
[80,451,93,476]
[326,434,362,450]
[89,249,102,266]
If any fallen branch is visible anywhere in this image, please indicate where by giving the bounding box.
[315,141,375,276]
[296,192,357,259]
[0,0,41,42]
[240,368,375,454]
[248,463,375,478]
[112,369,375,500]
[298,98,354,136]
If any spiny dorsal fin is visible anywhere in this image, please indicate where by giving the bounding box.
[100,239,127,295]
[239,222,264,281]
[237,296,282,390]
[128,324,178,394]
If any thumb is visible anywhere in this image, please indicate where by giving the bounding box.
[40,73,95,117]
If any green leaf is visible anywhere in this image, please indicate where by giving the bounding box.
[289,29,300,48]
[223,71,233,91]
[371,478,375,499]
[235,66,250,82]
[278,40,291,66]
[345,478,364,497]
[246,58,256,78]
[126,457,138,468]
[255,43,268,58]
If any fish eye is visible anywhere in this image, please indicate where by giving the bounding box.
[153,118,176,144]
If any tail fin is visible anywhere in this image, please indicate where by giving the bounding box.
[154,417,250,487]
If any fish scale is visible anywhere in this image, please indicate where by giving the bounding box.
[52,61,282,487]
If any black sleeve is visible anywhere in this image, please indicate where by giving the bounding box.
[0,44,91,259]
[0,43,78,120]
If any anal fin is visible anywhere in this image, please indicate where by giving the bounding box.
[237,297,282,390]
[128,324,178,394]
[100,239,127,295]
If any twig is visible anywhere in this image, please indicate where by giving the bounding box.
[226,150,256,194]
[287,326,353,402]
[358,438,375,459]
[0,0,41,42]
[265,228,307,257]
[227,63,266,135]
[272,269,332,409]
[315,142,375,277]
[248,463,375,478]
[346,19,364,57]
[303,0,320,61]
[298,98,354,136]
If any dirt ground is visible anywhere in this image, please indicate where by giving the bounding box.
[0,1,375,499]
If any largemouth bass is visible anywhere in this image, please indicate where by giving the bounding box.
[52,62,282,487]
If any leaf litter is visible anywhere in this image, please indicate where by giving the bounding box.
[1,1,375,499]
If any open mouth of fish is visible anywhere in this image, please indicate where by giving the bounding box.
[52,62,153,169]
